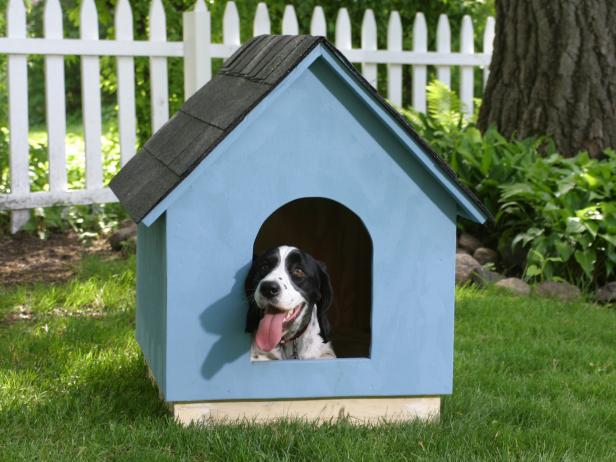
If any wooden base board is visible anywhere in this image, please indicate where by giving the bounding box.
[147,366,440,425]
[169,396,440,426]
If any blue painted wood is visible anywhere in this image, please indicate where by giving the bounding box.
[317,50,486,223]
[136,217,167,396]
[142,44,487,227]
[158,54,458,402]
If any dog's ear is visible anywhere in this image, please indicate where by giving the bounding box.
[245,300,261,333]
[244,263,261,333]
[316,260,333,343]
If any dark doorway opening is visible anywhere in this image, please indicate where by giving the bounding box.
[253,197,372,358]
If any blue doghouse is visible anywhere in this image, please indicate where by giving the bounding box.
[110,35,489,424]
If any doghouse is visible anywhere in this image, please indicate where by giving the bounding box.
[110,35,489,424]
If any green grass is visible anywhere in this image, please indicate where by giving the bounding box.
[1,255,615,461]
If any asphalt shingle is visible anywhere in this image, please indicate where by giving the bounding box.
[110,35,491,224]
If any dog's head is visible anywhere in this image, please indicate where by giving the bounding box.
[244,246,333,352]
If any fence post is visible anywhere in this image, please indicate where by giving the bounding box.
[44,0,67,192]
[281,5,299,35]
[253,3,271,36]
[361,9,377,88]
[223,2,241,47]
[436,14,451,88]
[7,0,30,232]
[115,0,136,165]
[310,6,327,37]
[150,0,169,131]
[335,8,352,52]
[483,17,495,87]
[80,0,103,190]
[412,13,428,113]
[460,15,474,118]
[386,11,402,107]
[183,0,211,100]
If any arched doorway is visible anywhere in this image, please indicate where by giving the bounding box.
[253,197,372,358]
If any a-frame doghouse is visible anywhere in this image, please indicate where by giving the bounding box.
[110,35,489,424]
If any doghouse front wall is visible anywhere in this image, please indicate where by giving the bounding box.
[160,54,457,402]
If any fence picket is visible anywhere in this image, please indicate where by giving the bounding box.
[310,6,327,37]
[436,14,451,88]
[460,15,474,117]
[483,16,495,87]
[183,0,211,99]
[149,0,169,132]
[412,13,427,113]
[254,3,270,36]
[6,0,30,232]
[223,1,240,46]
[44,0,67,191]
[335,8,352,50]
[361,9,377,88]
[80,0,103,189]
[281,5,298,35]
[386,11,402,107]
[115,0,136,165]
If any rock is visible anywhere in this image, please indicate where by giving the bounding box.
[494,277,531,296]
[108,222,137,251]
[473,247,498,265]
[119,218,134,228]
[472,267,505,287]
[456,254,481,285]
[458,233,482,254]
[535,281,581,301]
[596,282,616,303]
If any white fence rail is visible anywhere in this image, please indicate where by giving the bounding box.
[0,0,494,232]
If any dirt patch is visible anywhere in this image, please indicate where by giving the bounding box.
[2,305,35,325]
[0,232,115,286]
[2,304,106,326]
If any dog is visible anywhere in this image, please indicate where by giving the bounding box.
[245,245,336,360]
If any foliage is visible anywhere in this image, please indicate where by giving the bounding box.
[402,81,616,289]
[1,259,616,459]
[501,151,616,288]
[0,122,128,239]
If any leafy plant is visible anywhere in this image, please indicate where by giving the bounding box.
[403,81,616,289]
[501,150,616,287]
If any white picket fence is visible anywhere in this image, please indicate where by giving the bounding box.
[0,0,495,232]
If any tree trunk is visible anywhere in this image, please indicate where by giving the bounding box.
[478,1,616,157]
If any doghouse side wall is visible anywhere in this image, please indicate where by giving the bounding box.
[136,215,167,396]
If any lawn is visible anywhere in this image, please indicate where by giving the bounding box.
[1,253,615,461]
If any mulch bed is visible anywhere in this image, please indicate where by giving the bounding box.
[0,232,114,286]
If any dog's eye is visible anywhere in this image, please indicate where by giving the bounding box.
[292,268,305,278]
[259,263,270,273]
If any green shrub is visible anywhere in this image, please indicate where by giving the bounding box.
[402,81,616,289]
[501,151,616,288]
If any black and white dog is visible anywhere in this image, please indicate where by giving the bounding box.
[245,246,336,360]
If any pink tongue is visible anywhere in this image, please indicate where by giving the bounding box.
[255,312,286,352]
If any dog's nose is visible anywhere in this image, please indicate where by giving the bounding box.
[259,281,280,299]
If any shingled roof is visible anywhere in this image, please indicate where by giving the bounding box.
[110,35,490,223]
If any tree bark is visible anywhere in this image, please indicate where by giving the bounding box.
[478,0,616,157]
